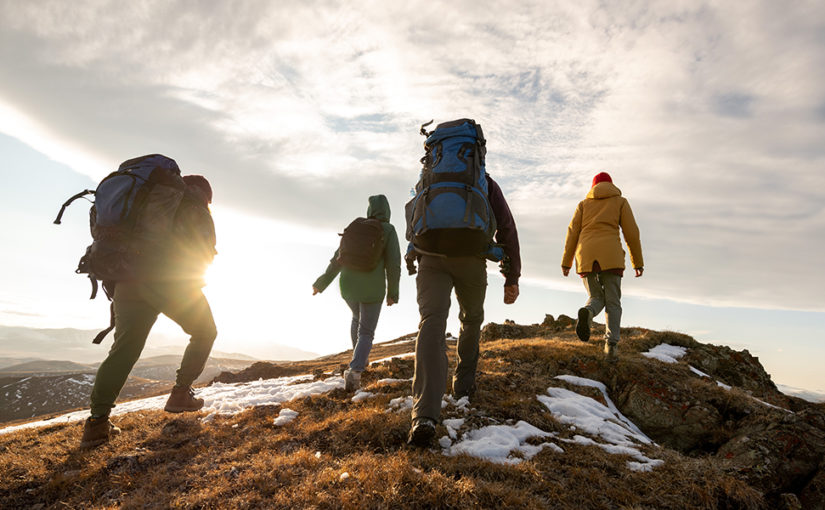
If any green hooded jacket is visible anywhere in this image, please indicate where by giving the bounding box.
[313,195,401,304]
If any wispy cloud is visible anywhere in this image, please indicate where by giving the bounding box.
[0,0,823,311]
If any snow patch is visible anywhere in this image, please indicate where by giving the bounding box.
[642,344,687,363]
[370,352,415,366]
[273,408,299,426]
[351,391,375,403]
[445,421,557,465]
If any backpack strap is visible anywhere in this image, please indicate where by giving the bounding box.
[53,189,95,225]
[92,282,117,344]
[92,301,115,344]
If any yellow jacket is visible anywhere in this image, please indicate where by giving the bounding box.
[561,182,643,273]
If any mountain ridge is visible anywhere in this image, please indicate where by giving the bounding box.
[1,316,823,508]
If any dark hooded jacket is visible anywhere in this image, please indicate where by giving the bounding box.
[313,195,401,304]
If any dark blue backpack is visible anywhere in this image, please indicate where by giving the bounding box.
[405,119,497,256]
[54,154,185,343]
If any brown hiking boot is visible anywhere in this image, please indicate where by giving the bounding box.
[80,416,121,449]
[164,385,204,413]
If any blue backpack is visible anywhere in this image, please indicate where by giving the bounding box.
[54,154,185,343]
[405,119,498,257]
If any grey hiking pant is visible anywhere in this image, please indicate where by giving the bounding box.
[412,255,487,422]
[89,280,217,417]
[583,271,622,345]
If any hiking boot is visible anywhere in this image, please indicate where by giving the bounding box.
[407,417,437,447]
[164,385,204,413]
[344,369,361,392]
[604,342,617,361]
[452,382,476,402]
[80,416,121,449]
[576,307,592,342]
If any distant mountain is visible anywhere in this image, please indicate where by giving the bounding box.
[0,357,38,370]
[0,355,258,424]
[0,373,169,423]
[0,360,96,374]
[0,325,317,362]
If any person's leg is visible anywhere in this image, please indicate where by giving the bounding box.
[411,255,452,424]
[450,257,487,399]
[154,283,218,388]
[601,273,623,346]
[345,299,360,349]
[89,285,159,417]
[349,301,382,372]
[582,273,606,317]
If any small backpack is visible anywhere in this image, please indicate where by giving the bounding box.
[337,217,385,271]
[405,119,497,257]
[54,154,185,343]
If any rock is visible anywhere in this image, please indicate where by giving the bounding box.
[800,467,825,510]
[717,412,825,500]
[619,377,724,453]
[106,453,147,474]
[778,493,802,510]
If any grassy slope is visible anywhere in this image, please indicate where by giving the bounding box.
[0,328,768,509]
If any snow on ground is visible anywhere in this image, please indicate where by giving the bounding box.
[538,376,661,471]
[445,421,560,465]
[387,396,413,412]
[374,378,411,385]
[642,344,687,363]
[351,390,374,403]
[689,366,710,378]
[644,345,795,414]
[0,374,344,435]
[273,408,299,426]
[369,352,415,366]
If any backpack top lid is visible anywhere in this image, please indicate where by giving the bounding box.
[116,154,182,185]
[423,118,485,146]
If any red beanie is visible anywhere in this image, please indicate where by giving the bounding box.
[592,172,612,187]
[183,175,212,204]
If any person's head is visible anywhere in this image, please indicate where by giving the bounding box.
[591,172,612,188]
[183,175,212,204]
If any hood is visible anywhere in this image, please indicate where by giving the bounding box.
[367,194,391,222]
[587,181,622,200]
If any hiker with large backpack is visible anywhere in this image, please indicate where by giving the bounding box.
[561,172,644,360]
[312,195,401,391]
[55,155,218,449]
[404,119,521,447]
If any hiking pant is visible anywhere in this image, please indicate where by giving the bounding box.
[583,272,622,345]
[89,280,217,417]
[345,299,382,372]
[412,255,487,422]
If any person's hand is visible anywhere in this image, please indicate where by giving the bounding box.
[504,284,519,304]
[635,268,644,277]
[387,297,397,306]
[312,286,320,295]
[562,266,570,277]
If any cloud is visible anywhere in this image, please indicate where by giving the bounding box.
[0,1,824,311]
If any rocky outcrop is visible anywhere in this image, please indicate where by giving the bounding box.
[481,314,575,341]
[483,317,825,506]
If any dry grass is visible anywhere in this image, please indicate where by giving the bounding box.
[0,329,768,509]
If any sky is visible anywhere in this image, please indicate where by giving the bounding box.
[0,1,823,391]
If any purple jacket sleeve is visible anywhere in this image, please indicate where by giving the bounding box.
[487,175,521,286]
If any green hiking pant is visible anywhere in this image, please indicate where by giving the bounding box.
[412,255,487,422]
[583,271,622,345]
[89,280,217,417]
